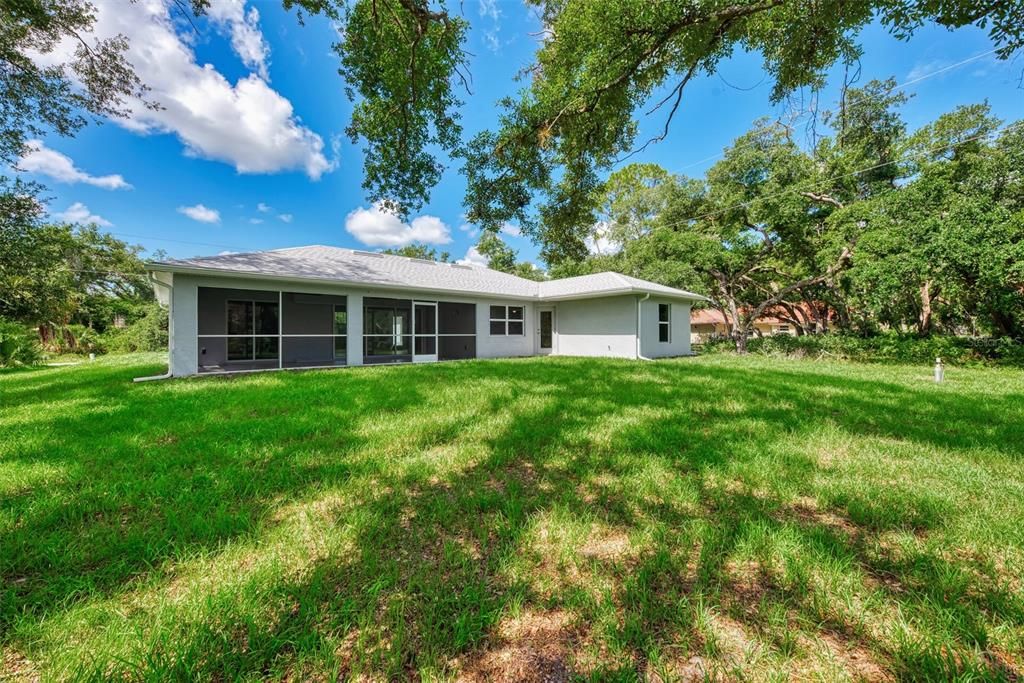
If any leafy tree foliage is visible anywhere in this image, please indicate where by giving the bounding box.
[558,86,1024,349]
[474,232,545,281]
[381,243,452,261]
[0,221,153,342]
[461,0,1024,253]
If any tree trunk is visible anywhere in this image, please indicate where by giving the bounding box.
[918,280,933,335]
[734,328,749,353]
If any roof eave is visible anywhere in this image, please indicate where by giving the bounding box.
[143,262,539,301]
[539,287,707,303]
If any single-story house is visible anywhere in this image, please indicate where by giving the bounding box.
[144,245,706,377]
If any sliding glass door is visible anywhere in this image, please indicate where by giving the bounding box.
[363,298,412,363]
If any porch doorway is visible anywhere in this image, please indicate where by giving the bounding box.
[413,301,438,362]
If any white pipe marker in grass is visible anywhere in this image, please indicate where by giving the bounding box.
[934,357,944,383]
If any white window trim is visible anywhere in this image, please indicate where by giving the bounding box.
[658,303,671,343]
[489,305,526,336]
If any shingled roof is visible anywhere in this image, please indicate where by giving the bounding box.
[147,245,706,302]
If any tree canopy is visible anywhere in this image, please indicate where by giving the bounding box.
[552,83,1024,347]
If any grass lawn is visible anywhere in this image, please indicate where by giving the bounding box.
[2,353,1023,681]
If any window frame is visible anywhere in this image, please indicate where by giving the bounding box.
[224,298,280,362]
[658,303,671,344]
[489,305,525,336]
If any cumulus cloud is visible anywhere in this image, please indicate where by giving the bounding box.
[18,140,131,190]
[57,202,112,226]
[345,202,452,247]
[500,222,522,237]
[205,0,270,79]
[249,217,264,224]
[178,203,221,223]
[278,213,293,223]
[257,202,272,212]
[585,221,621,255]
[457,245,489,267]
[33,0,333,179]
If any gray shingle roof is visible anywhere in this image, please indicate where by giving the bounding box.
[538,272,703,300]
[146,245,705,301]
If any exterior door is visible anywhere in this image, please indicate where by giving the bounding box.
[412,301,438,362]
[537,308,554,355]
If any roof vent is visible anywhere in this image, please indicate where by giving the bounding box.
[409,258,436,265]
[351,250,384,258]
[450,264,472,270]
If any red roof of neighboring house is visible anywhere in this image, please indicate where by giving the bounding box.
[691,309,785,325]
[692,303,834,326]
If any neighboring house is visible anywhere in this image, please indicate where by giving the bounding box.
[144,246,705,377]
[690,304,834,344]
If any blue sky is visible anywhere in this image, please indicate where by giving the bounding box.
[17,0,1024,267]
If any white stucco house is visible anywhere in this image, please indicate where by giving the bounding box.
[143,245,705,377]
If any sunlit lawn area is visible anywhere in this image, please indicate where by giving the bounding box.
[1,353,1023,680]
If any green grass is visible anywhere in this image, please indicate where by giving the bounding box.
[2,353,1023,681]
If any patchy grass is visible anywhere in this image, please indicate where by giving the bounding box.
[1,353,1023,681]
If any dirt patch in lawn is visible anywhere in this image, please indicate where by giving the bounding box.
[455,609,580,682]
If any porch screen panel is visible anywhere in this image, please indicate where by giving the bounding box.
[438,302,476,361]
[281,292,347,368]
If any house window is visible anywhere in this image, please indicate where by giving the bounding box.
[658,303,671,343]
[226,299,279,361]
[489,305,524,336]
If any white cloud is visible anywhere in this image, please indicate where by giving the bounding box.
[585,221,621,255]
[478,0,500,21]
[33,0,333,179]
[500,222,522,237]
[457,222,480,239]
[344,202,452,247]
[278,213,293,223]
[18,140,131,190]
[457,245,489,267]
[217,250,237,255]
[483,30,501,53]
[906,58,952,82]
[205,0,270,80]
[178,203,221,223]
[249,217,264,224]
[257,202,271,212]
[57,202,112,227]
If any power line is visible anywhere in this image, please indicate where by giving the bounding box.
[671,47,1000,174]
[107,231,258,253]
[654,119,1021,231]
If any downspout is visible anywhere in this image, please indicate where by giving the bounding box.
[133,272,174,382]
[636,293,653,361]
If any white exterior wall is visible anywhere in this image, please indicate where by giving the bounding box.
[640,297,691,358]
[553,295,637,359]
[475,298,536,359]
[165,273,535,376]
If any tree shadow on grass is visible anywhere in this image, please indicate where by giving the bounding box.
[2,357,1023,680]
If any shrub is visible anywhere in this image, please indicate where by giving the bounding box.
[703,332,1024,366]
[0,319,43,367]
[101,303,168,353]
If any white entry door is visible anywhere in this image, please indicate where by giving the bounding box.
[537,308,554,355]
[412,301,438,362]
